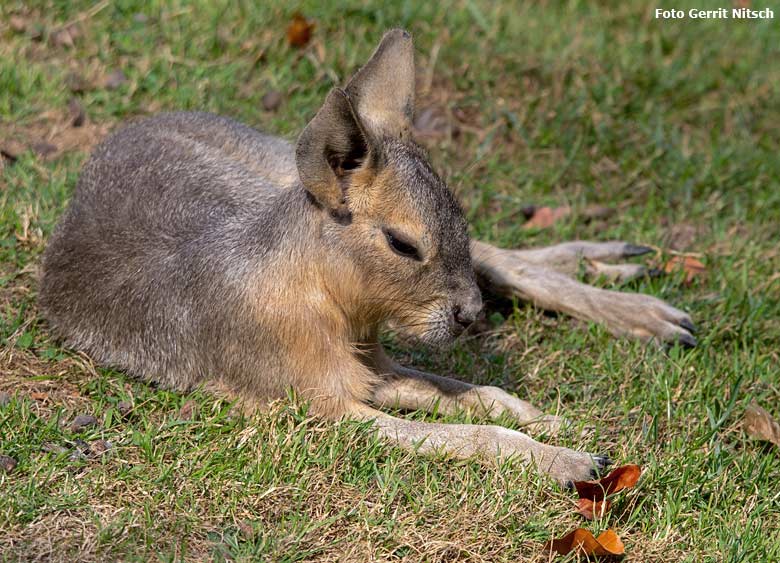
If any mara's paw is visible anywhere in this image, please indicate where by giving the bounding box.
[540,447,612,485]
[597,291,697,347]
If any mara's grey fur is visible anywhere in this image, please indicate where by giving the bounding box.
[39,29,695,484]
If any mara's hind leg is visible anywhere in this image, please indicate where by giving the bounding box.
[471,240,697,346]
[348,401,608,485]
[477,240,657,282]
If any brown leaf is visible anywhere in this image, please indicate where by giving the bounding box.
[544,528,625,556]
[69,414,99,433]
[286,13,314,48]
[744,402,780,447]
[574,464,641,502]
[522,205,571,229]
[663,255,706,284]
[30,391,48,401]
[576,498,612,520]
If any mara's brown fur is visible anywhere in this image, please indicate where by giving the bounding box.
[39,29,695,484]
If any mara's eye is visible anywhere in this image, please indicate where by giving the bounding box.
[384,229,422,261]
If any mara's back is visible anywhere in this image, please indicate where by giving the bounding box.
[39,112,310,392]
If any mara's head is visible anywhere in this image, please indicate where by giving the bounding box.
[295,29,482,345]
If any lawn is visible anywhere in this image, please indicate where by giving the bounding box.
[1,1,779,561]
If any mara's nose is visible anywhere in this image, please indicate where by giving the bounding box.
[453,289,483,328]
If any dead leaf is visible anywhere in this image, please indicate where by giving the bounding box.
[522,205,571,229]
[286,13,314,48]
[744,402,780,447]
[574,464,641,502]
[544,528,625,556]
[576,498,612,520]
[663,255,706,284]
[69,414,98,433]
[30,392,48,401]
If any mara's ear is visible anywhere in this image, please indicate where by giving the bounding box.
[295,88,371,221]
[344,28,415,139]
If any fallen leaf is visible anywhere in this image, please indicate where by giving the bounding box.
[663,255,706,284]
[30,391,48,401]
[69,414,99,433]
[744,402,780,447]
[522,205,571,229]
[574,464,641,502]
[262,90,283,112]
[286,13,314,48]
[576,498,612,520]
[544,528,625,556]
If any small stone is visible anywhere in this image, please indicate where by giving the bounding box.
[0,454,17,473]
[103,69,128,90]
[261,90,282,112]
[69,414,98,433]
[68,97,85,127]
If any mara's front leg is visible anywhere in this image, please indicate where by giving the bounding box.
[471,240,697,346]
[367,344,566,434]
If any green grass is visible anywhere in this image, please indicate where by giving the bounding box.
[1,1,779,561]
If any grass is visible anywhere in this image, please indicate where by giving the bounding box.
[1,0,779,561]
